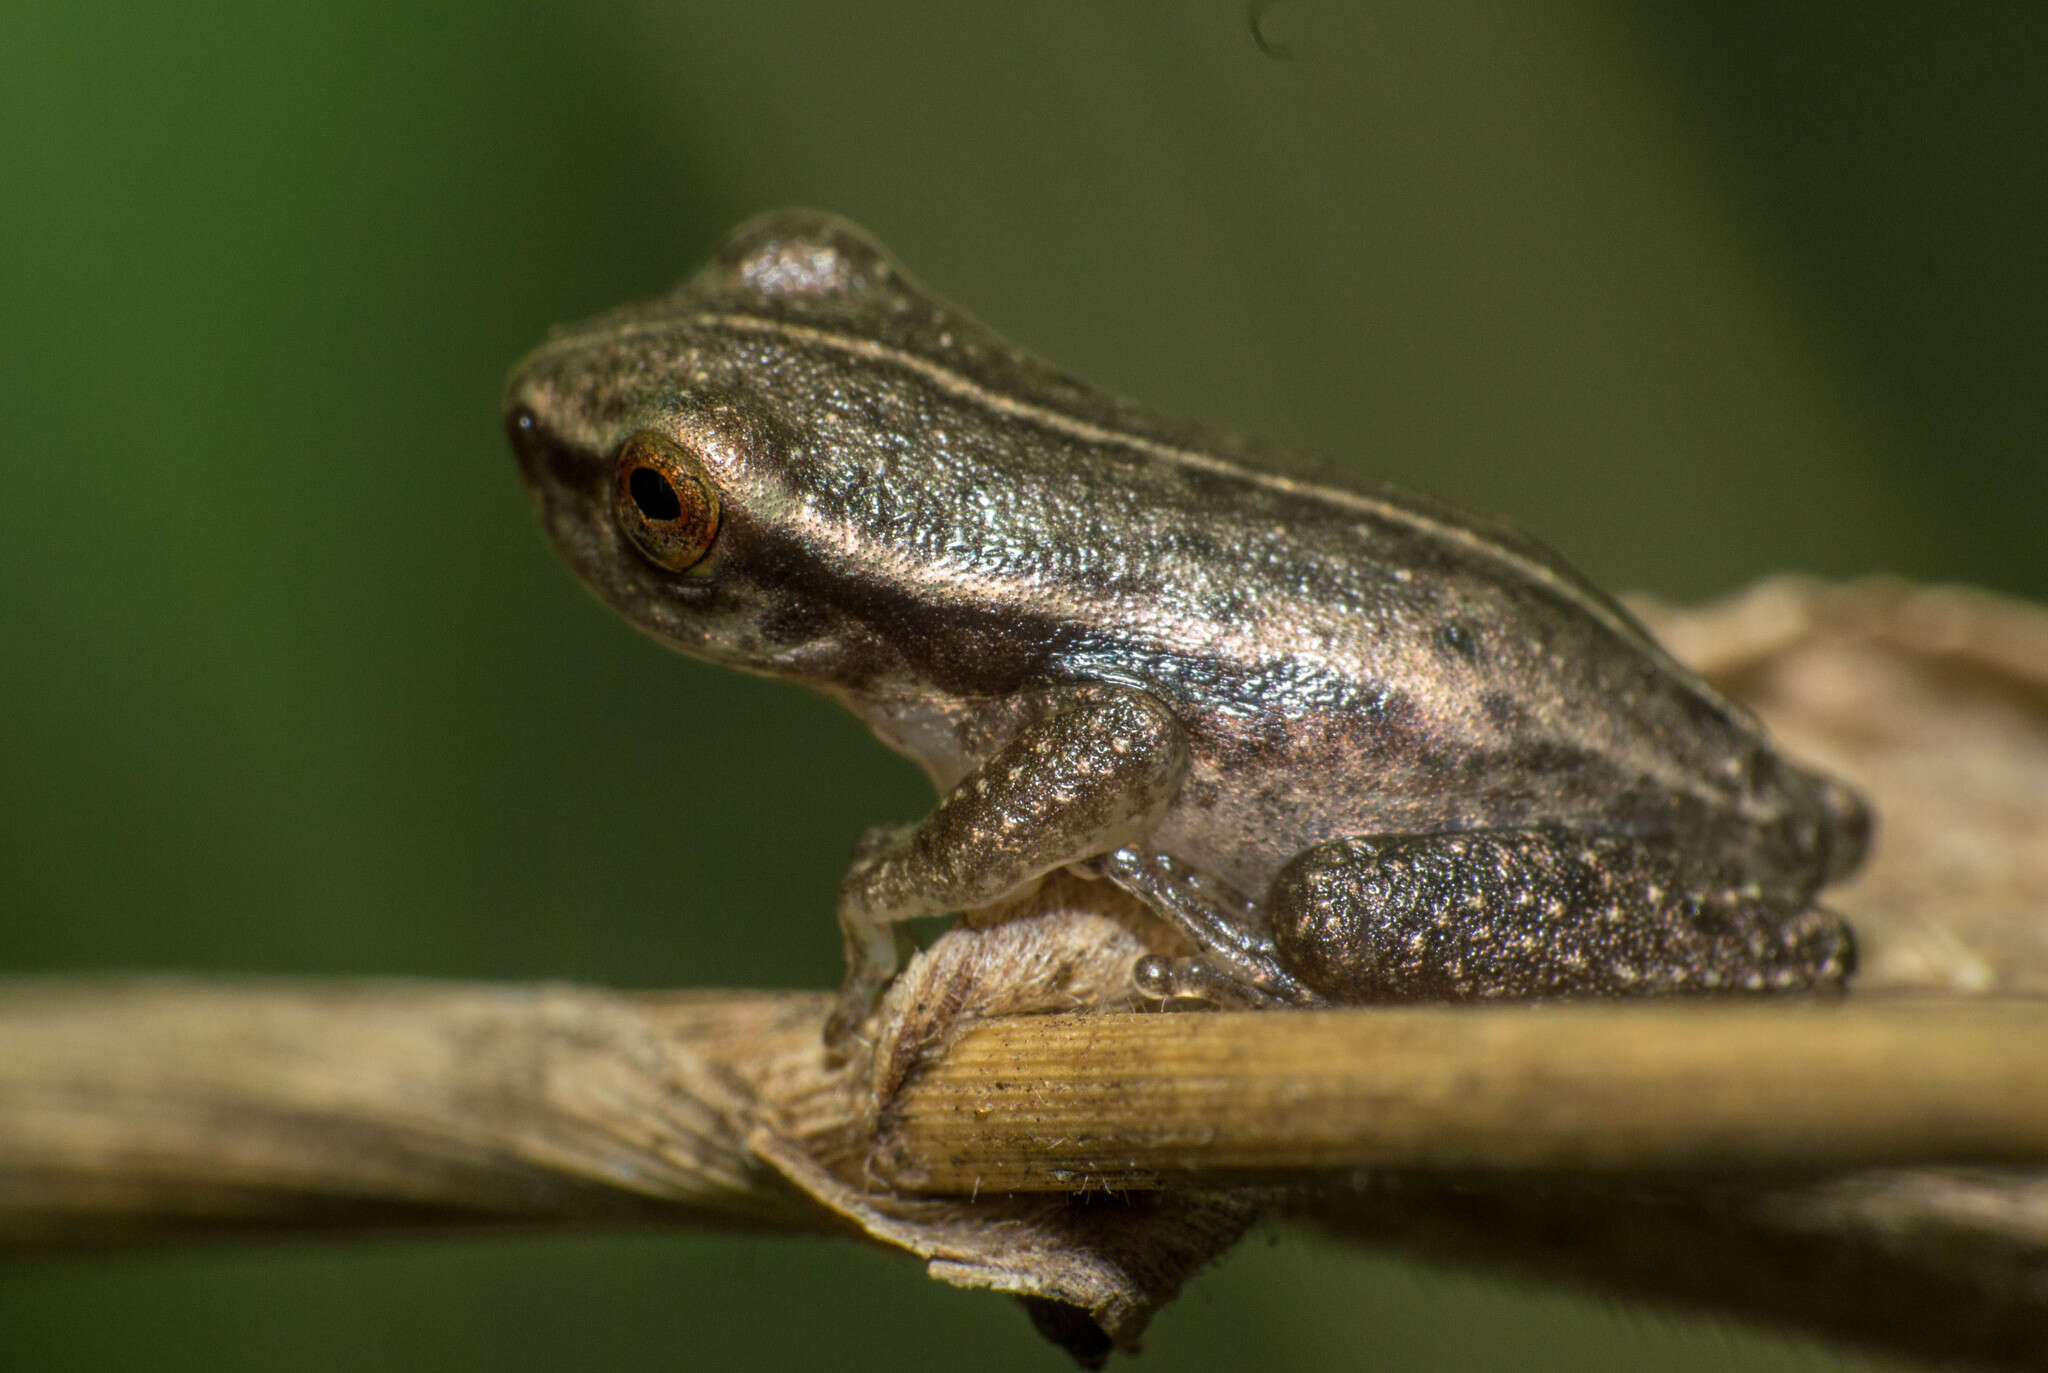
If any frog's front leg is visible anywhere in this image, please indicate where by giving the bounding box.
[1140,830,1855,1007]
[824,686,1189,1049]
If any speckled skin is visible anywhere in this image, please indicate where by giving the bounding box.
[505,210,1866,1041]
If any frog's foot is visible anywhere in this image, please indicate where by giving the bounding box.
[1267,830,1857,1003]
[1095,847,1322,1008]
[821,927,916,1060]
[1131,953,1297,1009]
[822,995,870,1058]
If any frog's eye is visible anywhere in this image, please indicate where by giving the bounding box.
[612,430,720,573]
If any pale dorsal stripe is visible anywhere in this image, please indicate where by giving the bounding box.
[695,312,1655,654]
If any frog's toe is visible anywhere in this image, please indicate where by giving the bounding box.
[821,996,875,1061]
[1815,776,1874,882]
[1779,906,1857,990]
[821,959,893,1058]
[1131,954,1295,1009]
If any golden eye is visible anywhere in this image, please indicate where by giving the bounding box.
[612,430,719,572]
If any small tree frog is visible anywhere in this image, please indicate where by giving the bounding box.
[505,211,1866,1047]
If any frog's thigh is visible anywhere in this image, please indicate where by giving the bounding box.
[1268,831,1855,1002]
[828,688,1188,1037]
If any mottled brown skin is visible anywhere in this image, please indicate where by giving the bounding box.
[505,210,1865,1042]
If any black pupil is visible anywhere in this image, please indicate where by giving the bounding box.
[628,465,683,521]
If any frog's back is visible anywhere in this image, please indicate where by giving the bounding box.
[1015,457,1813,893]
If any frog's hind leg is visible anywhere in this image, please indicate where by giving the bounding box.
[1266,830,1855,1003]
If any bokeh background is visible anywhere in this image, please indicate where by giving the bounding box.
[3,4,2041,1370]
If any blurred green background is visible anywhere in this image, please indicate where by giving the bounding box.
[3,3,2039,1369]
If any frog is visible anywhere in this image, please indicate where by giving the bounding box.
[504,209,1866,1050]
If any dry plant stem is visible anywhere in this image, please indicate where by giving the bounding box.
[4,980,2046,1237]
[877,999,2048,1191]
[6,977,2048,1368]
[0,980,843,1246]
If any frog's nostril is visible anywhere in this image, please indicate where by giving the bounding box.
[628,465,683,521]
[506,404,578,486]
[506,405,540,473]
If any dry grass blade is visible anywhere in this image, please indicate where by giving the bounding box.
[878,999,2048,1191]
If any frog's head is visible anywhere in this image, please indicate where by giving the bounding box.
[503,211,953,688]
